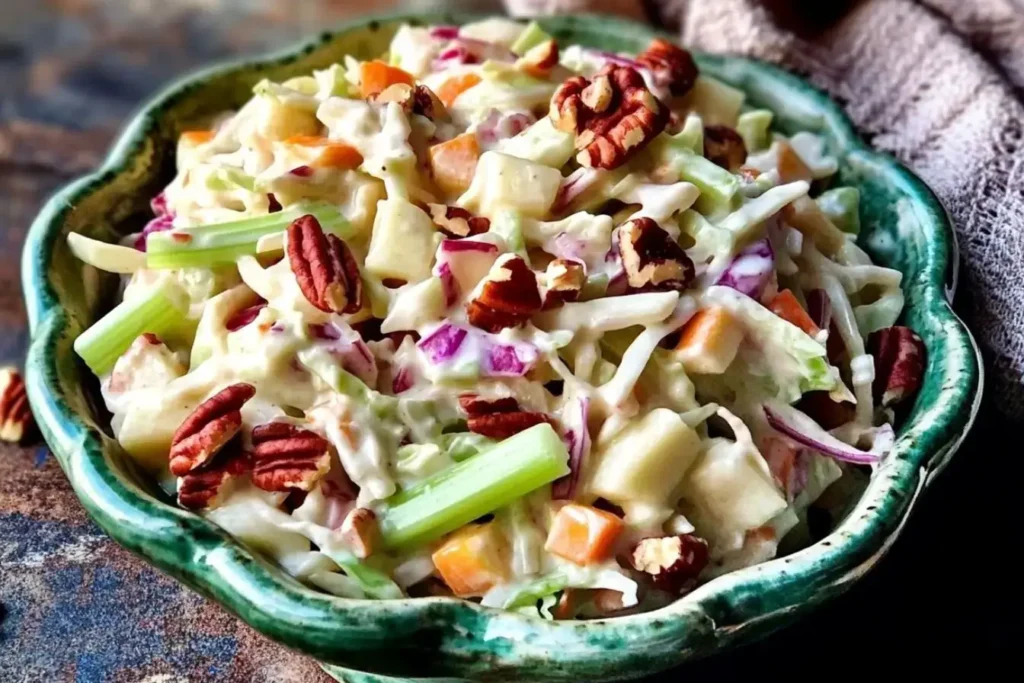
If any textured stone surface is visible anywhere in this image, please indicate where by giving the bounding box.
[1,1,1016,681]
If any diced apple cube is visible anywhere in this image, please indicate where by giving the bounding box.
[589,409,703,509]
[364,199,439,284]
[458,151,562,219]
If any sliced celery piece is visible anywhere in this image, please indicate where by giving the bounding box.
[146,203,351,269]
[378,424,569,549]
[511,21,553,56]
[73,278,190,375]
[677,113,704,155]
[650,132,739,217]
[736,109,773,153]
[489,210,528,261]
[816,187,861,235]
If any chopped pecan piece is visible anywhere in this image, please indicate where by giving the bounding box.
[287,215,363,314]
[250,422,332,492]
[542,259,586,309]
[516,39,560,78]
[868,326,926,408]
[631,534,709,594]
[550,65,668,170]
[459,394,520,417]
[169,383,256,477]
[0,367,33,443]
[178,444,251,510]
[428,203,490,238]
[460,394,555,440]
[341,507,378,559]
[704,125,747,172]
[371,83,449,121]
[618,217,694,292]
[466,254,542,333]
[796,390,855,430]
[635,38,699,97]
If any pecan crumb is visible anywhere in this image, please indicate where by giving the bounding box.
[631,534,709,594]
[517,39,560,78]
[617,217,694,292]
[635,38,699,97]
[178,444,251,510]
[428,203,490,238]
[341,507,378,559]
[704,125,747,172]
[542,259,586,309]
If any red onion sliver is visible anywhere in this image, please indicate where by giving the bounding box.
[417,323,468,363]
[552,397,590,499]
[714,238,774,299]
[437,262,459,307]
[226,301,268,331]
[763,403,881,465]
[134,213,174,251]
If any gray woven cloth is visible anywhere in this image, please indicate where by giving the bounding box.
[507,0,1024,419]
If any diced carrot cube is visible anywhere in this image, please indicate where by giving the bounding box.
[776,140,813,183]
[761,434,798,493]
[431,522,508,597]
[285,135,364,170]
[437,73,483,108]
[674,306,744,374]
[769,289,820,336]
[544,503,624,565]
[359,60,415,99]
[428,133,481,196]
[180,130,215,145]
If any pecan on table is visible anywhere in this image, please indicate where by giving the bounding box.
[169,383,256,477]
[466,254,543,333]
[287,214,363,314]
[550,65,669,170]
[250,422,332,492]
[636,38,699,97]
[0,367,33,443]
[617,217,694,292]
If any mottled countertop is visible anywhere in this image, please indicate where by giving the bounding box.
[0,1,1016,681]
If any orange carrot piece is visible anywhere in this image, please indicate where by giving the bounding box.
[544,504,624,566]
[431,523,507,597]
[180,130,215,145]
[428,133,481,196]
[436,73,483,108]
[761,434,798,493]
[769,289,820,336]
[285,135,364,170]
[359,60,415,99]
[674,306,744,374]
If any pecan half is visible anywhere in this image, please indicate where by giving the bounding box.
[542,259,585,309]
[287,215,363,314]
[0,367,33,443]
[466,254,542,333]
[635,38,699,97]
[460,394,555,440]
[178,444,251,510]
[868,326,926,408]
[618,217,694,292]
[631,534,709,594]
[704,125,747,172]
[428,203,490,238]
[250,422,332,492]
[169,383,256,477]
[340,507,378,559]
[517,39,560,78]
[550,65,668,170]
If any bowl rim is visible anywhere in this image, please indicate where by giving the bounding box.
[21,10,983,680]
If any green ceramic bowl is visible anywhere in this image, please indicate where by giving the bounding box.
[22,11,982,683]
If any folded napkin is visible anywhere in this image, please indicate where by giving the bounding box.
[507,0,1024,418]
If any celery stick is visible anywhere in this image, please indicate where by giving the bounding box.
[816,187,861,235]
[146,203,351,269]
[378,424,569,549]
[73,278,190,375]
[674,151,740,216]
[736,109,773,153]
[511,21,553,56]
